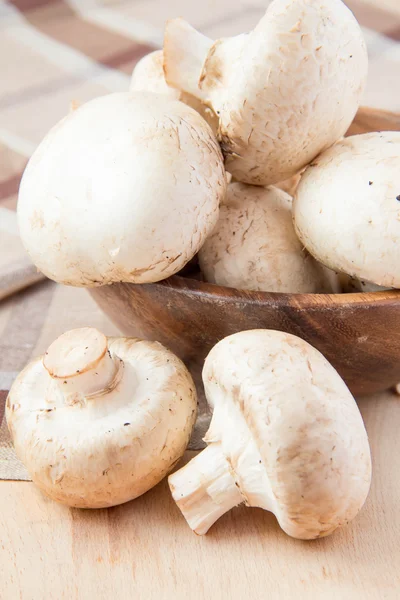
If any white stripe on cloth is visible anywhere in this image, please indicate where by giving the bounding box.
[0,129,36,158]
[0,209,19,235]
[0,1,129,90]
[65,0,163,46]
[0,0,129,161]
[0,372,19,390]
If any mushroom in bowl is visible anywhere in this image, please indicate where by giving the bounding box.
[293,132,400,289]
[163,0,367,185]
[169,330,372,538]
[199,182,340,293]
[6,327,197,508]
[130,50,218,132]
[18,92,226,286]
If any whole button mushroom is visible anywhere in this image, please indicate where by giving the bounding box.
[198,182,340,293]
[6,328,197,508]
[169,330,371,539]
[293,132,400,289]
[163,0,367,186]
[130,51,218,133]
[18,92,226,286]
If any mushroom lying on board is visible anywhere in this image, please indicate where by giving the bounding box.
[130,50,218,132]
[6,328,197,508]
[169,330,371,539]
[163,0,367,186]
[198,183,340,293]
[293,132,400,289]
[18,92,226,286]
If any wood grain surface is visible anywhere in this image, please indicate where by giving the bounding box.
[347,105,400,135]
[1,391,399,600]
[91,281,400,398]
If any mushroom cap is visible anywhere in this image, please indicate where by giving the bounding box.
[203,329,371,539]
[130,51,181,99]
[293,132,400,288]
[18,92,226,286]
[6,329,197,508]
[176,0,367,185]
[198,182,338,293]
[130,51,218,133]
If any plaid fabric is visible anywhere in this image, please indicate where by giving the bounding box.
[0,0,399,480]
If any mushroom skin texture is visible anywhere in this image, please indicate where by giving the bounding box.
[130,51,218,133]
[131,50,181,99]
[18,92,226,286]
[293,132,400,288]
[163,0,367,186]
[198,183,340,293]
[169,330,371,539]
[6,327,197,508]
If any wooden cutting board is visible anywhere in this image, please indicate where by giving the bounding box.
[0,391,399,600]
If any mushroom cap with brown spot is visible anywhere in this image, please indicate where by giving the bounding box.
[6,334,197,508]
[164,0,367,186]
[18,92,226,286]
[203,330,371,539]
[293,132,400,288]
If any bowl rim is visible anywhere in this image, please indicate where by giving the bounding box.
[148,275,400,308]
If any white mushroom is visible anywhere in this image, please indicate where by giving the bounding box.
[6,327,197,508]
[130,50,218,132]
[293,132,400,288]
[169,330,371,539]
[163,0,367,185]
[18,92,226,286]
[198,182,340,293]
[130,50,181,99]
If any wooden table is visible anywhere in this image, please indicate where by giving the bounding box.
[1,393,399,600]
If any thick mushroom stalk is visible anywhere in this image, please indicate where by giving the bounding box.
[164,0,368,186]
[43,328,123,403]
[130,50,218,133]
[169,444,243,535]
[164,19,216,103]
[6,328,197,508]
[169,330,371,539]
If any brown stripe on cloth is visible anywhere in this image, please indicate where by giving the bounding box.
[9,0,156,75]
[345,0,400,39]
[0,279,55,373]
[0,173,23,203]
[0,144,27,205]
[385,25,400,41]
[0,195,18,211]
[0,390,7,426]
[0,280,56,481]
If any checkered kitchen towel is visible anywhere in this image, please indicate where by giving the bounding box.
[0,0,399,479]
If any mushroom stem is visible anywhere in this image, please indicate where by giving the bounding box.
[164,18,213,101]
[168,443,244,535]
[43,328,122,401]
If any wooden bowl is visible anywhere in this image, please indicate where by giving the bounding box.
[91,107,400,397]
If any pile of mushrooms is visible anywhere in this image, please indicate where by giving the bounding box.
[10,0,388,537]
